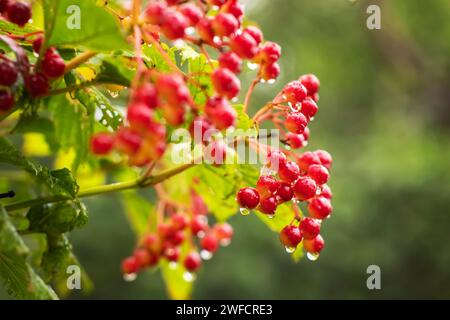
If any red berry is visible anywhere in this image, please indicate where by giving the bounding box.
[144,2,167,25]
[286,132,306,149]
[0,59,18,86]
[257,41,281,63]
[171,213,189,230]
[315,149,333,169]
[236,187,260,209]
[213,223,234,243]
[200,233,219,253]
[115,127,142,155]
[197,18,216,45]
[191,215,208,236]
[168,230,185,246]
[293,176,317,201]
[41,49,65,78]
[276,182,294,202]
[308,164,329,185]
[164,247,180,262]
[179,3,203,26]
[127,102,154,132]
[300,97,318,119]
[212,13,238,37]
[0,89,14,112]
[299,217,321,240]
[256,175,279,198]
[299,74,320,96]
[219,51,242,74]
[184,251,202,272]
[223,0,244,21]
[285,112,308,134]
[6,1,31,27]
[266,150,287,171]
[278,161,300,183]
[0,0,10,14]
[321,184,333,199]
[258,196,277,215]
[25,73,49,97]
[161,11,187,40]
[303,126,310,141]
[303,234,324,254]
[308,196,332,219]
[205,96,236,130]
[229,32,258,59]
[260,62,280,81]
[283,81,307,105]
[90,132,114,155]
[122,256,140,274]
[212,68,241,99]
[156,74,190,107]
[133,248,157,267]
[279,225,302,248]
[143,234,160,252]
[32,36,43,53]
[207,0,227,6]
[206,140,228,165]
[297,151,321,172]
[132,83,159,109]
[189,116,213,143]
[243,26,263,45]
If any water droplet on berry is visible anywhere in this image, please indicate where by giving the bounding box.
[307,252,320,261]
[183,271,196,282]
[185,27,195,35]
[266,213,275,219]
[123,273,137,282]
[247,62,258,70]
[285,246,296,254]
[200,249,213,260]
[231,97,238,103]
[240,207,250,216]
[260,79,267,84]
[220,239,231,247]
[197,230,206,238]
[267,79,276,84]
[169,262,178,269]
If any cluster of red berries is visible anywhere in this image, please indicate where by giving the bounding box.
[0,0,31,27]
[121,210,233,278]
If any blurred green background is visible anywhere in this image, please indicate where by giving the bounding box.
[3,0,450,299]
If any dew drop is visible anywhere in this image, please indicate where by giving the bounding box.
[240,207,250,216]
[183,271,196,282]
[197,230,206,238]
[247,62,259,70]
[266,213,275,219]
[185,27,195,35]
[231,97,238,103]
[200,250,213,260]
[267,79,276,84]
[123,273,137,282]
[285,246,296,254]
[260,79,267,84]
[307,252,320,261]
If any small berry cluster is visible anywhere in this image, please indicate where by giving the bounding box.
[121,209,233,278]
[0,0,31,27]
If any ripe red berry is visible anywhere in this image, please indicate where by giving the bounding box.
[299,217,321,240]
[32,36,43,53]
[171,213,189,230]
[308,164,329,185]
[236,187,260,209]
[127,103,154,132]
[41,49,65,78]
[308,196,332,219]
[303,126,310,141]
[243,26,263,45]
[300,97,318,119]
[299,74,320,96]
[303,234,324,254]
[143,234,160,252]
[115,127,142,155]
[293,176,317,201]
[266,150,287,171]
[276,182,294,202]
[285,112,308,134]
[212,13,238,37]
[164,247,180,262]
[256,175,279,198]
[0,59,18,86]
[219,51,242,74]
[6,1,31,26]
[168,230,185,246]
[257,41,281,64]
[279,225,302,249]
[197,17,216,45]
[189,116,213,143]
[90,132,115,155]
[205,96,236,130]
[133,248,156,267]
[184,251,202,272]
[156,74,190,107]
[212,68,241,99]
[122,256,140,274]
[223,0,244,22]
[201,233,219,253]
[278,161,300,183]
[320,184,333,199]
[259,196,277,215]
[207,0,227,6]
[25,73,49,97]
[213,223,234,243]
[286,132,306,149]
[179,3,203,26]
[161,11,187,40]
[297,151,321,172]
[229,32,258,59]
[283,81,307,105]
[132,83,159,109]
[260,62,280,81]
[315,149,333,169]
[0,0,10,14]
[0,89,14,112]
[191,215,208,236]
[204,140,227,165]
[144,2,167,25]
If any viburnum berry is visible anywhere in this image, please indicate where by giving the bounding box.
[189,116,213,143]
[213,223,234,245]
[6,1,31,27]
[257,41,281,64]
[297,151,321,172]
[0,89,14,112]
[320,184,333,199]
[161,10,187,40]
[197,17,216,45]
[243,26,263,45]
[164,247,180,262]
[0,59,18,86]
[212,68,241,99]
[293,176,317,201]
[283,81,307,106]
[32,36,43,53]
[303,126,311,141]
[260,62,280,81]
[303,234,325,254]
[143,234,160,252]
[90,132,115,155]
[299,217,321,240]
[25,73,49,97]
[276,182,294,202]
[308,196,332,220]
[236,187,260,209]
[256,175,279,198]
[266,150,287,171]
[41,49,65,78]
[127,102,154,132]
[191,215,208,236]
[299,74,320,96]
[286,132,306,149]
[184,251,202,272]
[122,256,140,274]
[315,149,333,169]
[201,233,219,253]
[258,196,277,215]
[223,0,244,22]
[212,13,239,38]
[115,127,142,155]
[219,51,242,74]
[204,96,236,130]
[229,32,258,59]
[171,213,189,231]
[133,248,153,267]
[144,1,167,25]
[278,161,300,183]
[285,112,308,134]
[279,225,302,249]
[179,3,203,26]
[167,230,185,246]
[0,0,10,14]
[132,83,159,109]
[207,0,227,7]
[206,140,228,165]
[308,164,329,185]
[300,97,318,119]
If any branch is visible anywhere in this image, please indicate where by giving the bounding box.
[64,50,97,74]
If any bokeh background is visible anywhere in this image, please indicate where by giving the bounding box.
[2,0,450,299]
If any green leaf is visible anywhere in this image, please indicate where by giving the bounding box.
[0,19,39,37]
[291,243,304,263]
[187,53,217,106]
[160,260,193,300]
[254,202,297,233]
[12,114,59,152]
[94,56,134,87]
[120,191,154,237]
[43,0,129,51]
[0,206,58,299]
[143,43,177,72]
[0,137,79,198]
[233,104,255,131]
